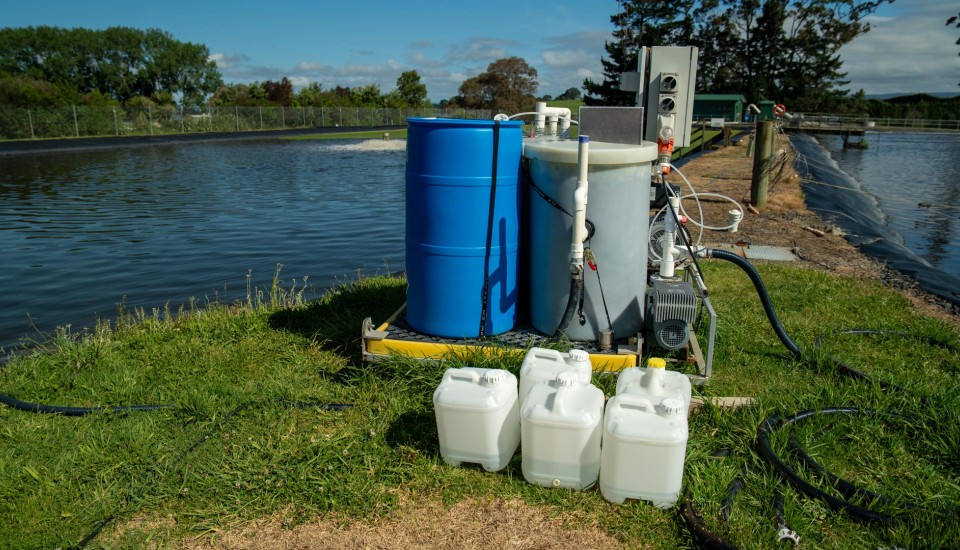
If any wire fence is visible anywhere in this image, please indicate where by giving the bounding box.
[0,105,495,140]
[787,113,960,131]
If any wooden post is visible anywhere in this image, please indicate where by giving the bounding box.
[700,119,708,151]
[750,120,775,209]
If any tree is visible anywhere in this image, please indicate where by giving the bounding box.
[263,77,294,106]
[0,26,222,107]
[457,57,538,113]
[556,87,582,101]
[395,70,428,107]
[583,0,696,106]
[950,11,960,86]
[585,1,891,109]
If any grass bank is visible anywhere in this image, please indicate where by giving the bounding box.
[285,129,407,140]
[0,263,957,548]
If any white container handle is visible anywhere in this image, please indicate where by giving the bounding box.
[612,394,655,413]
[444,368,481,383]
[531,348,564,362]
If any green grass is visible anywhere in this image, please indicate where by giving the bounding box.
[284,129,408,140]
[0,262,957,548]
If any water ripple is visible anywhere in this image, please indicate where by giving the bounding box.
[0,139,407,348]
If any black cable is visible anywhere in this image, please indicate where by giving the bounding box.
[813,329,959,390]
[0,391,168,416]
[664,181,709,290]
[478,120,501,338]
[70,399,353,548]
[522,157,572,217]
[585,245,613,331]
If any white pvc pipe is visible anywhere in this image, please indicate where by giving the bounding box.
[570,135,590,269]
[533,102,573,137]
[659,195,681,278]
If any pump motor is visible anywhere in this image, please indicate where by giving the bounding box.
[646,278,698,350]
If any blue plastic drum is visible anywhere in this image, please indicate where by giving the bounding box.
[405,118,523,338]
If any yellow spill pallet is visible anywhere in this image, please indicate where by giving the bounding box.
[362,303,653,373]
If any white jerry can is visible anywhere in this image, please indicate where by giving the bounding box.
[599,394,689,507]
[433,367,520,472]
[616,357,692,412]
[519,347,592,407]
[521,372,604,489]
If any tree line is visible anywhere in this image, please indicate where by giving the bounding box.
[584,0,896,112]
[0,26,221,109]
[0,26,433,112]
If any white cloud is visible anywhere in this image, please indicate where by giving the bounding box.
[444,38,517,62]
[294,61,334,73]
[542,49,593,68]
[208,52,250,69]
[840,3,960,94]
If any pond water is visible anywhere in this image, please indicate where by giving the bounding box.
[792,132,960,307]
[0,139,407,351]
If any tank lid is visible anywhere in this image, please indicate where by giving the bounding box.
[407,117,523,128]
[556,372,579,387]
[523,139,657,165]
[567,349,589,363]
[647,358,667,369]
[482,370,506,385]
[659,397,684,415]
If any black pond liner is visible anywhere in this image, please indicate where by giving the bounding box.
[790,133,960,308]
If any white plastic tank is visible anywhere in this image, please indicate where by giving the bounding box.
[599,394,689,507]
[519,347,592,407]
[524,139,657,341]
[433,367,520,472]
[616,357,692,412]
[520,372,604,489]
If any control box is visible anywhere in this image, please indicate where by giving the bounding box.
[644,47,698,148]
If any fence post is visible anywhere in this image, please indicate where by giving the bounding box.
[27,109,35,139]
[180,106,185,133]
[72,105,80,137]
[113,107,119,135]
[321,106,325,127]
[235,106,240,131]
[750,120,775,210]
[339,107,343,127]
[148,105,154,136]
[259,106,263,129]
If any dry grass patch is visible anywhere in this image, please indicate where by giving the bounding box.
[182,497,627,550]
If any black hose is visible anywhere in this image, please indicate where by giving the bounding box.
[756,408,904,525]
[680,493,739,550]
[706,249,803,359]
[720,470,746,523]
[551,275,583,340]
[0,391,168,416]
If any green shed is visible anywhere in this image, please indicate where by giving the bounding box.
[693,94,746,122]
[758,100,776,121]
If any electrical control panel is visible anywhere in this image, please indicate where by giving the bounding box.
[643,47,698,148]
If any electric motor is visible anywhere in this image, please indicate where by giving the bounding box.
[646,278,698,350]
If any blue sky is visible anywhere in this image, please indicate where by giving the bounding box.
[4,0,959,101]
